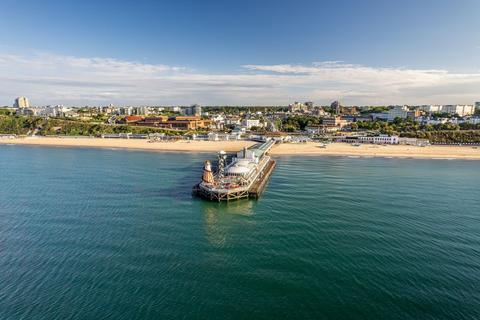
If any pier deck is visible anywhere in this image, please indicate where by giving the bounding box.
[248,159,276,198]
[193,140,277,201]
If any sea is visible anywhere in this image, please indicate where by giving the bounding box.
[1,145,479,320]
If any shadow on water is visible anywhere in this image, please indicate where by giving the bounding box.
[200,199,256,247]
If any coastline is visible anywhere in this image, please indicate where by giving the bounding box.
[1,137,480,160]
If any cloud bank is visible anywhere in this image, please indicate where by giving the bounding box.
[1,51,479,106]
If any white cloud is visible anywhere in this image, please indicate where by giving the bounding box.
[0,51,479,106]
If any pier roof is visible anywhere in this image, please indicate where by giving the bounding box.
[249,139,275,158]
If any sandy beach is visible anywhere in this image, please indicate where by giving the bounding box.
[0,137,256,153]
[1,137,480,159]
[270,142,480,160]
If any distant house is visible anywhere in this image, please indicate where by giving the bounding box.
[124,115,145,124]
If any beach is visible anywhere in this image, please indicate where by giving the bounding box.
[270,142,480,159]
[0,137,256,153]
[1,137,480,159]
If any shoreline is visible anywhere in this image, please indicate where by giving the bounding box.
[1,137,480,160]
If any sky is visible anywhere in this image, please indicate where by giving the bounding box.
[0,0,479,106]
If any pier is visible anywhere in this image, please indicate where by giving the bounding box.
[193,140,276,201]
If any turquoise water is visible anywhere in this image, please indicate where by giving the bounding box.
[1,145,480,319]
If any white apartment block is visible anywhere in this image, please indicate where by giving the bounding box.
[417,105,442,113]
[441,105,474,117]
[14,97,29,109]
[242,119,261,129]
[387,105,409,121]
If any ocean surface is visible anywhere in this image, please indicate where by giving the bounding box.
[1,145,480,320]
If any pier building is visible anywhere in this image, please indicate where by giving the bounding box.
[193,140,276,201]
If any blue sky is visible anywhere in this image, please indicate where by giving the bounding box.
[0,0,479,105]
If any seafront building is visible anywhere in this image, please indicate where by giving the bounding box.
[336,134,398,144]
[335,134,428,146]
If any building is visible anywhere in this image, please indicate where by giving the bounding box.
[371,112,389,121]
[331,101,341,114]
[407,109,422,119]
[126,116,212,130]
[288,102,309,113]
[353,115,373,122]
[416,104,475,116]
[184,104,202,116]
[417,105,442,113]
[358,135,399,144]
[476,102,480,110]
[14,97,29,109]
[205,132,242,141]
[225,116,242,126]
[101,105,116,115]
[387,105,409,121]
[313,107,329,117]
[305,101,314,109]
[305,116,351,133]
[124,115,145,124]
[336,134,400,144]
[322,116,350,128]
[16,107,36,116]
[441,105,475,117]
[398,137,430,146]
[242,119,261,130]
[330,101,359,115]
[133,106,151,115]
[118,106,134,115]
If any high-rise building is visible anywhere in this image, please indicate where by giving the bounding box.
[184,104,202,116]
[331,100,341,114]
[475,102,480,110]
[14,97,29,109]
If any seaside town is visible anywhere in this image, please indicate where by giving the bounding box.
[1,97,480,146]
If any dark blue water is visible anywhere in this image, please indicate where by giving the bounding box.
[1,145,480,319]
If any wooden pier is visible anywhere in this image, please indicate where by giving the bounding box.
[193,159,275,201]
[193,140,277,201]
[248,159,276,199]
